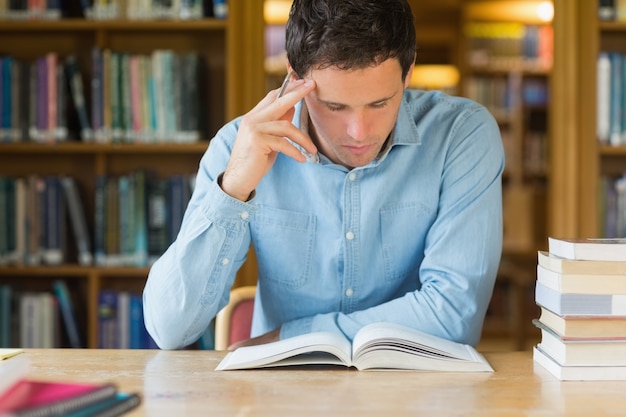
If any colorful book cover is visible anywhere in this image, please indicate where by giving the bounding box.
[0,379,117,417]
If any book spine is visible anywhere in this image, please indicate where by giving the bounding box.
[120,53,133,142]
[42,176,64,265]
[0,285,12,347]
[66,55,93,142]
[117,291,130,349]
[98,290,118,348]
[56,59,67,142]
[609,52,623,146]
[0,57,11,142]
[133,170,147,266]
[47,53,57,143]
[597,52,611,144]
[91,48,104,142]
[53,280,83,348]
[60,176,93,266]
[0,177,9,264]
[129,54,142,142]
[13,177,26,264]
[94,175,107,266]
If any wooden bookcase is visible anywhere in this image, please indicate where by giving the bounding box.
[0,1,265,348]
[458,1,553,349]
[550,1,626,240]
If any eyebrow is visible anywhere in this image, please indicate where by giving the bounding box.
[316,90,399,108]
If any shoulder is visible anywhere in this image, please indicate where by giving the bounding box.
[402,89,499,140]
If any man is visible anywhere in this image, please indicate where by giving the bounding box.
[143,0,504,350]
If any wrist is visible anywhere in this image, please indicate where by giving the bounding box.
[218,172,255,202]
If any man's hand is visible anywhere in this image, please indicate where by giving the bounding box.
[227,328,280,351]
[220,78,317,201]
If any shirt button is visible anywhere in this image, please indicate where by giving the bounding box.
[345,288,354,297]
[346,231,355,240]
[348,173,357,181]
[240,211,250,220]
[221,258,230,265]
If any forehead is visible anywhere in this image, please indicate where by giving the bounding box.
[306,59,404,103]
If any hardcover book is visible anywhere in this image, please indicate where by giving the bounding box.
[535,281,626,316]
[538,250,626,275]
[537,307,626,339]
[216,322,493,372]
[535,320,626,366]
[534,346,626,381]
[548,237,626,262]
[536,264,626,294]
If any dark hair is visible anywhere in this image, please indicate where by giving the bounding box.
[286,0,416,81]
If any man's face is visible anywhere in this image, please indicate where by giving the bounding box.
[303,58,412,169]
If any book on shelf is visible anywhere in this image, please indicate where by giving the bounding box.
[599,0,616,21]
[547,236,626,262]
[52,280,83,348]
[0,286,12,348]
[598,0,626,21]
[65,55,93,142]
[537,307,626,339]
[537,263,626,294]
[42,176,66,265]
[60,176,93,267]
[19,292,58,349]
[533,346,626,381]
[216,322,493,372]
[597,52,611,144]
[535,281,626,316]
[596,51,626,146]
[534,320,626,366]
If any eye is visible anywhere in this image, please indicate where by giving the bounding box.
[371,101,389,109]
[326,104,344,112]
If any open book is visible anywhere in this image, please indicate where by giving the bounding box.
[216,322,493,372]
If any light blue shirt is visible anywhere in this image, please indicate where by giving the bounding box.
[143,89,504,350]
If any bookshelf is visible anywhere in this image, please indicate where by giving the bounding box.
[459,1,554,348]
[0,1,266,349]
[553,1,626,240]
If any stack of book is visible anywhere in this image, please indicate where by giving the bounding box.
[533,237,626,380]
[0,349,140,416]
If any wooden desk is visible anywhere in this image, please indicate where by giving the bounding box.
[21,349,626,416]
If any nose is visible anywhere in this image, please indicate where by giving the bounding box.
[346,111,368,141]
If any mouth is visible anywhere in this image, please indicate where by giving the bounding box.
[344,144,375,155]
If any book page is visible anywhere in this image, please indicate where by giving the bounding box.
[352,322,493,371]
[216,331,352,371]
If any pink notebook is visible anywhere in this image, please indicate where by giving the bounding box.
[0,379,117,416]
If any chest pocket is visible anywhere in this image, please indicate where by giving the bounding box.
[252,206,316,289]
[380,202,432,282]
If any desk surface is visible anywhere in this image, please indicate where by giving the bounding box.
[20,349,626,416]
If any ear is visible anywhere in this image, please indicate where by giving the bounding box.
[285,61,300,80]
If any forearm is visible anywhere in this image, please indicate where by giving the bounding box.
[143,178,254,349]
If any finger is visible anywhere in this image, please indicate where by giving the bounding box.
[260,120,317,157]
[274,78,315,104]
